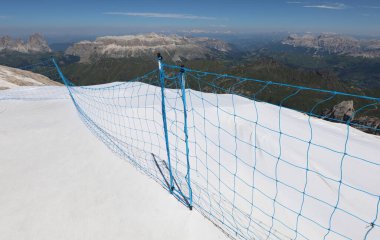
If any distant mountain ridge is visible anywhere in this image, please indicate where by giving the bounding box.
[65,33,232,62]
[282,33,380,58]
[0,33,52,53]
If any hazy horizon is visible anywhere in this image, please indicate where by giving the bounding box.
[2,31,380,45]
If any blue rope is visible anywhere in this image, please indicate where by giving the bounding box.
[164,64,380,103]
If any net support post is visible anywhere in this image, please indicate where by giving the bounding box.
[180,65,193,210]
[157,53,174,193]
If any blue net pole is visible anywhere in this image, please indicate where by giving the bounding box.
[157,53,174,193]
[180,65,193,210]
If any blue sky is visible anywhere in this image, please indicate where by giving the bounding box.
[0,0,380,40]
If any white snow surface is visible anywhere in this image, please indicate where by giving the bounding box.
[1,83,380,240]
[0,97,228,240]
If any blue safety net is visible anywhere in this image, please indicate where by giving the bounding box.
[1,58,379,240]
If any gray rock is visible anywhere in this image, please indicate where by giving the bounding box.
[323,100,355,122]
[322,100,380,135]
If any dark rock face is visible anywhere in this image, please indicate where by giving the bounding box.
[0,33,51,53]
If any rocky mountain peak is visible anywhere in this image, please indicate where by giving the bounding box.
[0,33,51,53]
[27,33,51,52]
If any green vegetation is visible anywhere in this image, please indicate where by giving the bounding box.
[256,44,380,90]
[0,50,79,69]
[62,58,158,85]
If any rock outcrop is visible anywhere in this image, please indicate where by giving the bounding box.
[322,100,380,135]
[323,100,355,122]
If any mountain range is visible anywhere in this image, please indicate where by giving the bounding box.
[65,33,232,62]
[2,32,380,61]
[282,33,380,58]
[0,33,52,53]
[0,32,379,99]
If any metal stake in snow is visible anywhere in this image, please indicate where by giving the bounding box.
[157,53,174,193]
[179,65,193,210]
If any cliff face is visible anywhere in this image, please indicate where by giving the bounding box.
[65,33,232,62]
[282,33,380,58]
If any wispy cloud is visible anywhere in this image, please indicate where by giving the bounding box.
[0,15,8,19]
[104,12,216,20]
[303,3,347,10]
[286,1,302,4]
[363,6,380,9]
